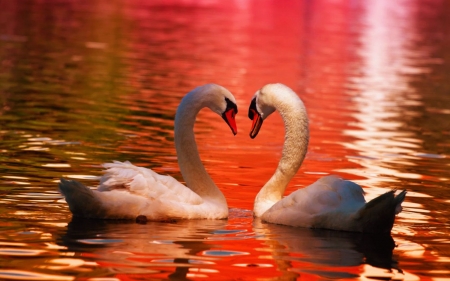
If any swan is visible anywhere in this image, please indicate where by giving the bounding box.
[59,83,238,220]
[248,83,406,233]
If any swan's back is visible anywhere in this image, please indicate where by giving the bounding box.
[261,175,366,229]
[261,175,405,233]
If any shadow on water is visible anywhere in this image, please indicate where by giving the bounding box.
[253,219,399,279]
[57,217,228,280]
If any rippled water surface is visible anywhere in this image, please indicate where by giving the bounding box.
[1,0,450,280]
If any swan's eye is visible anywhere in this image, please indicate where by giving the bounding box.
[224,97,238,115]
[248,98,257,119]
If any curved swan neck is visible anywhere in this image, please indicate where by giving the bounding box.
[174,88,226,202]
[254,91,309,217]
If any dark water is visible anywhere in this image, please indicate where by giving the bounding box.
[0,0,450,280]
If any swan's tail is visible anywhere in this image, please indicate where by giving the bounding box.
[58,178,104,218]
[356,190,406,234]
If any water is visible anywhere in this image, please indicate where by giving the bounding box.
[0,0,450,280]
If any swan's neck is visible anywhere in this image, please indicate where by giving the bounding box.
[174,92,226,204]
[254,99,309,217]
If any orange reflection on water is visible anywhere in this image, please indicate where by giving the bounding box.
[0,0,442,280]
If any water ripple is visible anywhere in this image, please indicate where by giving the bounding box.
[0,248,49,257]
[76,239,123,245]
[0,270,74,281]
[201,250,249,257]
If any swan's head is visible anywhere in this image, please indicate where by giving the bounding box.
[221,97,238,135]
[196,84,238,135]
[248,83,305,139]
[248,84,285,139]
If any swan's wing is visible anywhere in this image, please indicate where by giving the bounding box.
[316,175,366,206]
[59,178,219,220]
[262,175,366,227]
[98,160,203,205]
[59,161,228,220]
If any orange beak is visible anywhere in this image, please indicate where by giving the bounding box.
[248,98,263,139]
[249,108,263,139]
[222,108,237,135]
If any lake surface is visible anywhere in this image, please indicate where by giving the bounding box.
[1,0,450,280]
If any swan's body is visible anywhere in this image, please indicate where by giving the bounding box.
[59,84,238,220]
[248,83,406,233]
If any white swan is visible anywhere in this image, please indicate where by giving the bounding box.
[59,84,238,220]
[248,83,406,233]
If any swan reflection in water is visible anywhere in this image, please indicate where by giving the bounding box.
[58,217,402,280]
[58,218,229,280]
[253,219,402,280]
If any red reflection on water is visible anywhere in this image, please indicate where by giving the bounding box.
[97,0,441,279]
[116,1,369,279]
[1,0,450,280]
